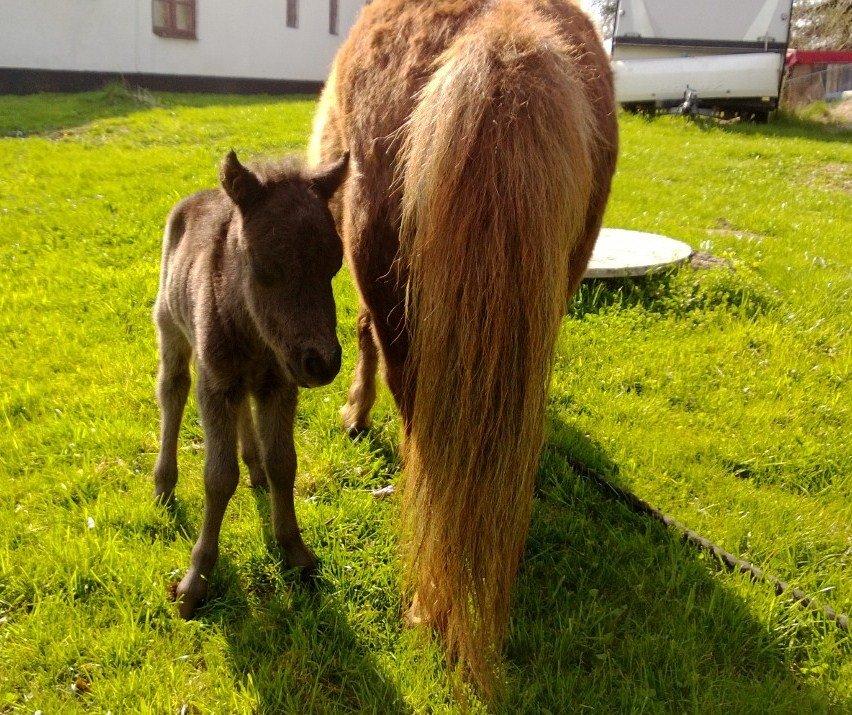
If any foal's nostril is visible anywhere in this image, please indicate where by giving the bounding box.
[302,349,326,382]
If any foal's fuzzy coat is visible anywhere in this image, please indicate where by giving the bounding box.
[153,151,348,617]
[311,0,618,691]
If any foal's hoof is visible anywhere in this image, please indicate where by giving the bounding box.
[154,488,175,508]
[283,541,319,578]
[298,561,320,588]
[248,472,269,490]
[154,464,178,505]
[153,476,177,507]
[244,458,268,489]
[173,571,208,619]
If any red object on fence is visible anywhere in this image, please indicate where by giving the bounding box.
[786,50,852,67]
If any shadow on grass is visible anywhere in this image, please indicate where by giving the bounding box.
[500,414,830,710]
[197,558,407,713]
[626,109,850,144]
[569,262,776,320]
[0,83,312,137]
[569,273,681,317]
[162,416,829,710]
[716,114,850,144]
[187,488,408,714]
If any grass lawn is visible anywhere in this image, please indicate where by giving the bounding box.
[0,87,849,713]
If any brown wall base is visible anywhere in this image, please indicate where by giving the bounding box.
[0,67,323,95]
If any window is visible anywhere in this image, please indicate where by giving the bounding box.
[329,0,339,35]
[153,0,196,40]
[286,0,298,29]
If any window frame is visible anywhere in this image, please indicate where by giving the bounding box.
[286,0,299,29]
[329,0,339,35]
[152,0,197,41]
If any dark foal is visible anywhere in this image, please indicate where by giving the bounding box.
[153,150,349,617]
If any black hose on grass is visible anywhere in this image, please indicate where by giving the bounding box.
[373,459,849,631]
[564,458,849,632]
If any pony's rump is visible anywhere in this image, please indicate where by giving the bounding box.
[399,0,597,691]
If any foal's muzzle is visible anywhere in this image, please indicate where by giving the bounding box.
[298,344,342,387]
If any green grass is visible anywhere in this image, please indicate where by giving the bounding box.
[0,86,849,712]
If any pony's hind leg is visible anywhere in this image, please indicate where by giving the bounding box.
[153,315,192,504]
[238,400,267,488]
[340,305,379,437]
[176,375,240,618]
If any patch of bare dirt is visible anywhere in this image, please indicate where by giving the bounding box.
[811,163,852,195]
[708,218,766,243]
[690,251,732,270]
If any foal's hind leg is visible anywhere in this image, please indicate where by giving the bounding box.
[341,305,379,437]
[255,383,317,573]
[154,316,192,504]
[238,400,267,488]
[176,375,240,618]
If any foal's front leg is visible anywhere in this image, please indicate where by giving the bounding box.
[176,376,240,618]
[255,383,317,572]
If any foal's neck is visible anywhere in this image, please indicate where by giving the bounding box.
[214,217,255,332]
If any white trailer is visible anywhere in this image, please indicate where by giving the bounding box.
[611,0,794,121]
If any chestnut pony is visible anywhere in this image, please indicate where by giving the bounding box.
[310,0,617,690]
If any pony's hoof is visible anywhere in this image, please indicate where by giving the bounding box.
[346,425,370,440]
[403,593,424,628]
[173,571,208,619]
[340,404,370,439]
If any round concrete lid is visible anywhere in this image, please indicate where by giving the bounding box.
[585,228,693,279]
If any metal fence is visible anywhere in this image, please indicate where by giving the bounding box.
[783,64,852,106]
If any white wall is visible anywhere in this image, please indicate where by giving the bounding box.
[0,1,138,74]
[0,0,367,81]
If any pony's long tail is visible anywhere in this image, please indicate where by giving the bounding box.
[399,1,596,693]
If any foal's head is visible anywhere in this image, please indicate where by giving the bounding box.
[220,151,349,387]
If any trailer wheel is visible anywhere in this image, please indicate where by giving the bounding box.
[622,103,654,116]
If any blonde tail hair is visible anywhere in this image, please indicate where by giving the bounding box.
[399,1,597,693]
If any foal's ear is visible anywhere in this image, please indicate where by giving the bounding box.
[307,152,350,201]
[220,150,263,209]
